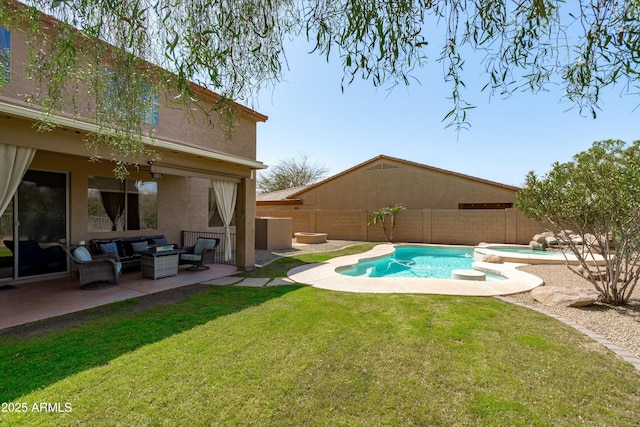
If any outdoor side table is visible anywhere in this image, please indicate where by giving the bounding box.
[140,249,183,279]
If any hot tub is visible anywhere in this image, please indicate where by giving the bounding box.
[473,244,605,265]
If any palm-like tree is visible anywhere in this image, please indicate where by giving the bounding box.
[368,204,405,242]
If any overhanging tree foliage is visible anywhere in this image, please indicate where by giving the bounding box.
[257,154,328,194]
[515,140,640,306]
[2,1,640,177]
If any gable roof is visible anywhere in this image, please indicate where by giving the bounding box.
[257,185,310,201]
[283,155,520,199]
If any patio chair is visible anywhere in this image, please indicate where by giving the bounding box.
[179,238,220,271]
[66,245,122,288]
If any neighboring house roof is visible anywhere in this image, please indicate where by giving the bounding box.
[256,185,310,204]
[256,185,310,206]
[281,154,519,200]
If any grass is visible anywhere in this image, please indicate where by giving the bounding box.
[1,245,639,426]
[244,242,379,280]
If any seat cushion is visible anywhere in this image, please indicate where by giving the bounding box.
[131,241,148,253]
[180,254,202,262]
[73,246,93,262]
[193,238,217,255]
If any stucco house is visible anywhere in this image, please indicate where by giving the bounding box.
[257,155,542,244]
[0,5,266,284]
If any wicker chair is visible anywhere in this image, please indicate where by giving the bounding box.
[66,245,122,288]
[179,238,220,271]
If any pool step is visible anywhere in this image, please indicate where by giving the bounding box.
[451,269,486,281]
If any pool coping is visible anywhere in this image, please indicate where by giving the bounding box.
[287,243,544,296]
[474,243,606,265]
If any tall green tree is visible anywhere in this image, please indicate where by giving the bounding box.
[2,1,640,175]
[516,140,640,305]
[257,154,328,194]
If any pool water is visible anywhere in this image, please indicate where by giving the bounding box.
[485,246,559,255]
[338,246,503,280]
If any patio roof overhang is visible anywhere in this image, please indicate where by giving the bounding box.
[0,100,267,171]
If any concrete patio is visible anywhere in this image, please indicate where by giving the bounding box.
[0,240,362,331]
[0,264,240,330]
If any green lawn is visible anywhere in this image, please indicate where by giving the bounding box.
[1,246,639,426]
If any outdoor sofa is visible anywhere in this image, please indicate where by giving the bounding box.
[89,235,176,271]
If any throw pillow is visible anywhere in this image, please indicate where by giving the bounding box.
[73,246,93,262]
[153,237,169,245]
[99,242,119,255]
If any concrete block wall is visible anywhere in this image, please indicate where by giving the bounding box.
[316,210,363,241]
[256,209,311,234]
[431,210,507,245]
[256,208,544,244]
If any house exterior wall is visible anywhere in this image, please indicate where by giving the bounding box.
[290,158,517,211]
[255,208,543,245]
[256,156,543,244]
[1,11,265,279]
[1,20,260,160]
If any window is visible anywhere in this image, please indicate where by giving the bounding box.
[0,27,10,84]
[104,70,159,126]
[208,188,235,227]
[141,83,159,126]
[458,203,514,210]
[88,176,157,232]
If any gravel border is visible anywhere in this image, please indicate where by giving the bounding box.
[502,264,640,370]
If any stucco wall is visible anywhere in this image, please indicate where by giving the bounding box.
[291,158,517,211]
[1,12,264,274]
[256,208,544,245]
[23,144,242,250]
[1,15,260,160]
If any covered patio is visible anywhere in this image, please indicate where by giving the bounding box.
[0,263,239,330]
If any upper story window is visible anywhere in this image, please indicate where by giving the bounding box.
[0,27,10,84]
[104,70,159,126]
[140,83,159,126]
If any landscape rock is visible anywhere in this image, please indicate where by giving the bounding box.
[576,264,607,280]
[529,240,547,251]
[571,235,584,244]
[481,255,504,264]
[530,286,600,307]
[532,233,547,244]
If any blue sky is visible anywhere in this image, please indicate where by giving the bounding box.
[253,38,639,188]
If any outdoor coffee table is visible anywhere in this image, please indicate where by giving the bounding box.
[139,249,183,279]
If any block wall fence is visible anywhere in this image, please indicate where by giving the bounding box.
[256,208,544,245]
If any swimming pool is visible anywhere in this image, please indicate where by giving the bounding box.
[338,246,504,280]
[287,244,543,295]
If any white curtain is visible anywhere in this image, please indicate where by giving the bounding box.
[0,144,36,216]
[211,180,237,261]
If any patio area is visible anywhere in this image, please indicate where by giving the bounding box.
[0,263,239,330]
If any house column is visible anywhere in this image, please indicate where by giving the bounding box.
[235,176,256,270]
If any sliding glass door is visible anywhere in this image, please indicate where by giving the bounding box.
[1,171,68,279]
[0,198,13,280]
